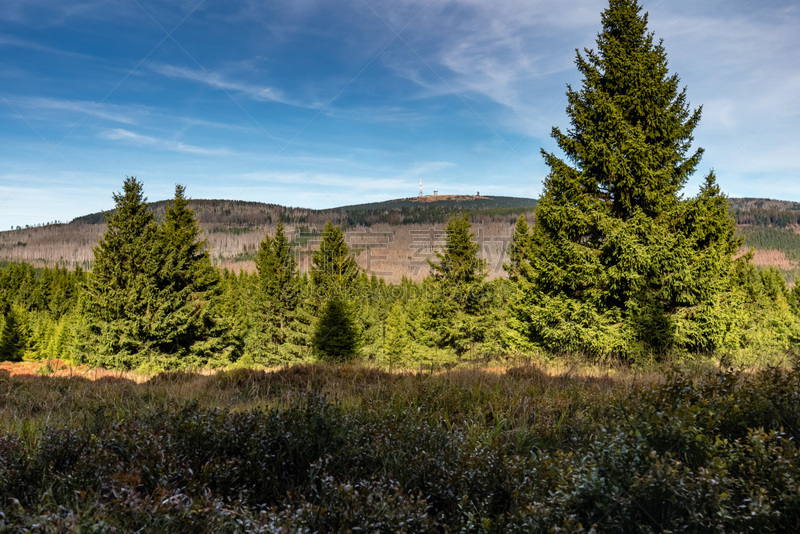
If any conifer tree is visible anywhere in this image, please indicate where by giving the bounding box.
[312,298,362,361]
[517,0,742,358]
[310,221,362,361]
[425,213,488,355]
[154,184,233,367]
[47,314,76,362]
[504,215,532,282]
[383,302,409,366]
[283,274,315,360]
[0,305,31,362]
[257,222,298,335]
[79,177,161,369]
[254,222,308,363]
[217,268,249,360]
[80,179,236,370]
[311,221,359,300]
[429,213,486,286]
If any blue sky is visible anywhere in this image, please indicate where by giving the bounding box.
[1,0,798,229]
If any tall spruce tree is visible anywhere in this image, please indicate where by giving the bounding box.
[154,184,233,367]
[425,212,488,355]
[311,221,360,300]
[254,222,308,363]
[517,0,741,358]
[79,177,161,369]
[80,179,235,370]
[257,222,298,333]
[428,212,487,310]
[310,221,362,361]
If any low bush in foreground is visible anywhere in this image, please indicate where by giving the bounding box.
[1,362,799,532]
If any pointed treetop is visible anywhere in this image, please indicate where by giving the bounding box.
[545,0,703,221]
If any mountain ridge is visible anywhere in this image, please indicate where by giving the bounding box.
[3,196,800,283]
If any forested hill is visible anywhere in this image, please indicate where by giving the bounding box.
[0,195,537,278]
[4,195,800,282]
[64,195,795,229]
[729,198,800,227]
[68,195,537,228]
[726,198,800,283]
[335,195,538,226]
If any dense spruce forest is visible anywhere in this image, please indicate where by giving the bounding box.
[5,175,800,370]
[4,1,800,530]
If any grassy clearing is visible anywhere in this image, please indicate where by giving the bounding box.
[2,358,800,531]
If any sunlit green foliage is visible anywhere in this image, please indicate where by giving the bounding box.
[516,0,742,360]
[0,305,32,362]
[78,179,236,370]
[252,222,312,365]
[311,221,359,300]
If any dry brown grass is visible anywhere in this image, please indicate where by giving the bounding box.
[0,359,150,383]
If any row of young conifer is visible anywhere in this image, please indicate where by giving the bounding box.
[3,0,800,369]
[1,176,800,371]
[0,178,526,370]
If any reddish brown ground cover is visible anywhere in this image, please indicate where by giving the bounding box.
[0,359,131,380]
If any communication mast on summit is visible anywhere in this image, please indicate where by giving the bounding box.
[419,176,422,197]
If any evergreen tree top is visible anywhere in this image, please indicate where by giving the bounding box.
[257,221,298,300]
[429,212,486,287]
[160,184,210,268]
[102,177,154,240]
[311,221,359,295]
[163,185,201,242]
[547,0,703,221]
[504,214,531,281]
[93,176,158,278]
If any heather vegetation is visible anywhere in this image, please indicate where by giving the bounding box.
[2,363,800,531]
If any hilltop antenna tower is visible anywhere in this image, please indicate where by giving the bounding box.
[419,176,422,197]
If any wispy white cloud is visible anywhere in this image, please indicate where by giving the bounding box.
[408,160,455,177]
[322,105,430,126]
[0,0,134,27]
[2,95,263,141]
[5,96,139,125]
[228,158,456,196]
[0,33,99,60]
[349,0,602,140]
[149,63,304,107]
[235,170,418,192]
[649,4,800,115]
[373,0,799,146]
[102,128,235,156]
